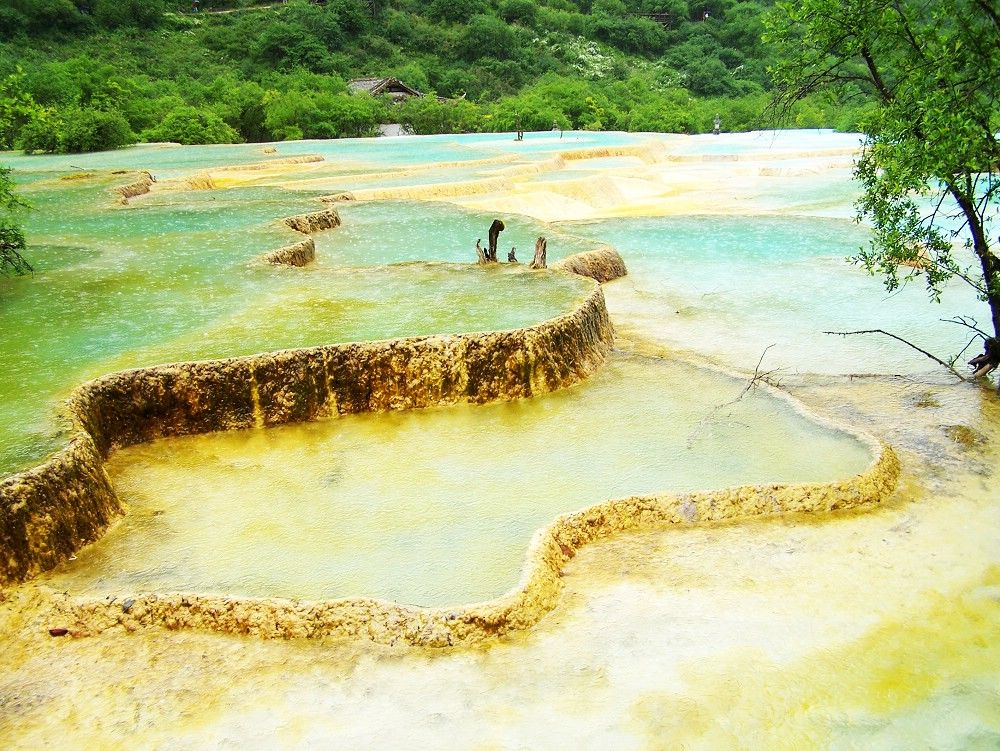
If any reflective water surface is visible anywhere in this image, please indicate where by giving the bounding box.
[2,130,998,750]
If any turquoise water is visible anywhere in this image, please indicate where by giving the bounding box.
[317,201,595,267]
[0,130,651,180]
[671,129,864,156]
[564,214,984,374]
[0,166,590,477]
[3,131,989,477]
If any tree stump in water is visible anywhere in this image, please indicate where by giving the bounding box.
[529,236,547,269]
[488,219,505,262]
[475,239,489,264]
[508,247,518,263]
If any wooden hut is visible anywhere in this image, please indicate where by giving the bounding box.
[348,77,424,101]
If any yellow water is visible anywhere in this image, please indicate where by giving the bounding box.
[3,378,997,750]
[3,131,999,749]
[44,354,871,605]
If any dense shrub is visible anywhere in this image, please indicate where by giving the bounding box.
[92,0,165,29]
[142,106,240,144]
[59,108,135,152]
[17,114,62,154]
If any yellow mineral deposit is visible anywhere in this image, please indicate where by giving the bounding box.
[1,131,997,749]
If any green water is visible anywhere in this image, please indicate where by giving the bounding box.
[317,201,595,267]
[0,170,589,477]
[44,354,872,606]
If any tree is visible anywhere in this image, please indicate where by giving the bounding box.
[767,0,1000,382]
[58,108,136,153]
[0,166,32,277]
[142,106,241,145]
[0,70,46,151]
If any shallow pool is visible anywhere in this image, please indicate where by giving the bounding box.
[44,354,872,606]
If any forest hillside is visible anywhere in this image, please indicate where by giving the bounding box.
[1,0,866,152]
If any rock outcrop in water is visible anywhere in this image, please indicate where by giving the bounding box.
[114,171,154,204]
[258,238,316,267]
[283,208,342,234]
[553,247,628,283]
[0,285,613,586]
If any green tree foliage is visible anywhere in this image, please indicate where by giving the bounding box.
[499,0,538,27]
[1,0,852,152]
[142,106,240,144]
[16,111,62,154]
[0,70,47,150]
[0,165,31,276]
[5,0,91,37]
[587,0,668,56]
[457,15,521,62]
[428,0,487,24]
[768,0,1000,368]
[58,107,135,152]
[395,96,484,135]
[263,89,384,140]
[92,0,165,29]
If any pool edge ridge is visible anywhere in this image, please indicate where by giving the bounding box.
[0,283,615,587]
[47,440,900,646]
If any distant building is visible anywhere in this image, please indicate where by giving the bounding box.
[347,77,424,101]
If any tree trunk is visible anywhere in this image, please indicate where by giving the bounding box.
[475,239,488,264]
[950,184,1000,340]
[529,236,547,269]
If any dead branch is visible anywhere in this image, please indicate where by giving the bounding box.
[686,345,783,448]
[823,329,967,380]
[941,315,990,338]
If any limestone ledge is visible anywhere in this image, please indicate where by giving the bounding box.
[326,177,511,203]
[51,442,900,647]
[114,171,154,205]
[318,143,669,204]
[256,238,316,267]
[553,246,628,283]
[214,155,324,172]
[0,286,613,586]
[557,142,668,164]
[283,208,342,234]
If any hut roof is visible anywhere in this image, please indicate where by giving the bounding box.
[347,77,424,98]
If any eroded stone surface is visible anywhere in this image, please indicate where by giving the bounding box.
[0,286,613,586]
[283,208,342,234]
[113,171,154,204]
[553,247,628,283]
[258,238,316,267]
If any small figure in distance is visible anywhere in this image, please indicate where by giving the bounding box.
[713,113,721,135]
[508,247,518,263]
